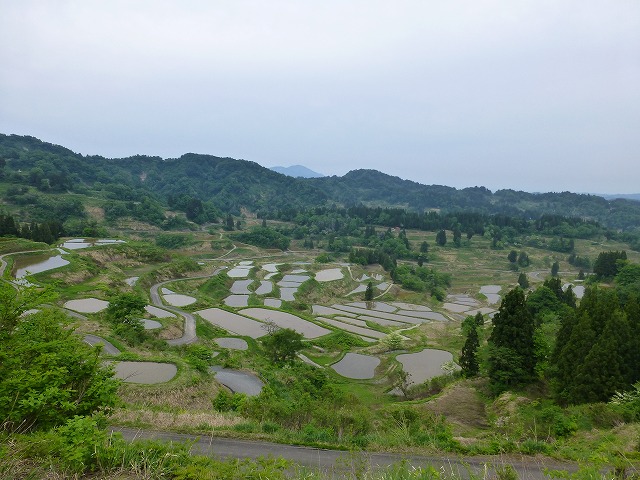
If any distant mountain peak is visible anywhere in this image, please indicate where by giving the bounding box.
[270,165,324,178]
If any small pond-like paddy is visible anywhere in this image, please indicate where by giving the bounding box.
[225,295,249,307]
[196,308,267,338]
[142,319,162,330]
[315,268,344,282]
[163,294,196,307]
[241,308,331,339]
[111,361,177,384]
[231,280,253,294]
[254,281,273,295]
[64,298,109,313]
[395,349,456,385]
[145,305,176,318]
[210,366,264,396]
[480,285,501,304]
[13,253,70,278]
[215,337,249,350]
[332,353,380,379]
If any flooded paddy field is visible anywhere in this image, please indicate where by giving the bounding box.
[395,349,456,385]
[210,366,263,396]
[64,298,109,313]
[332,353,380,379]
[196,308,267,338]
[215,337,249,350]
[13,253,69,278]
[111,361,177,384]
[240,308,330,339]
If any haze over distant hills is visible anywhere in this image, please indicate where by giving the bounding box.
[600,193,640,202]
[269,165,324,178]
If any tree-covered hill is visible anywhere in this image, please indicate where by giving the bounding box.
[1,133,640,231]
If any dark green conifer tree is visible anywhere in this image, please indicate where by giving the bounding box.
[460,324,480,377]
[488,287,536,393]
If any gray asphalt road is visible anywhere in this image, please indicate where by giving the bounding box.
[150,268,224,346]
[84,334,121,355]
[111,427,584,479]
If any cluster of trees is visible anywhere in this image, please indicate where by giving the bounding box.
[0,286,119,432]
[461,265,640,404]
[593,250,627,278]
[0,213,64,243]
[233,226,290,251]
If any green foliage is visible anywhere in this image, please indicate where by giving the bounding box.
[0,308,119,432]
[488,287,536,393]
[518,272,530,289]
[261,327,304,364]
[155,232,194,249]
[312,330,370,350]
[365,281,374,300]
[392,264,451,296]
[593,250,627,278]
[233,226,290,250]
[212,390,247,412]
[185,344,215,373]
[460,324,480,377]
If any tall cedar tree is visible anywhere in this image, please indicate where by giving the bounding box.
[488,287,536,393]
[460,324,480,377]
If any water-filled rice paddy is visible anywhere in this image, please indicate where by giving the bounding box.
[215,337,249,350]
[64,298,109,313]
[240,308,331,339]
[230,279,253,294]
[224,295,249,307]
[14,253,69,278]
[145,305,176,318]
[142,319,162,329]
[196,308,267,338]
[111,361,177,384]
[315,268,344,282]
[254,281,273,295]
[263,298,282,308]
[332,353,380,379]
[318,317,386,340]
[395,349,456,385]
[210,366,263,396]
[163,294,196,307]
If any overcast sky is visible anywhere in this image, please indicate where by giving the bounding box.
[1,1,639,194]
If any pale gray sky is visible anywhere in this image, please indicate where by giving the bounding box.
[1,1,639,193]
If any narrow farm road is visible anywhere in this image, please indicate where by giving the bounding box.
[149,268,225,346]
[111,427,586,479]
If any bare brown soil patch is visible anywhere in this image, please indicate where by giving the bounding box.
[423,381,489,434]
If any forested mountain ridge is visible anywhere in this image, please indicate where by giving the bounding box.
[1,133,640,230]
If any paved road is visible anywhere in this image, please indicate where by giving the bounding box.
[149,268,224,346]
[84,334,121,355]
[112,427,584,479]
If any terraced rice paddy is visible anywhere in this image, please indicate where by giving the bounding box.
[332,353,380,379]
[315,268,344,282]
[318,317,386,340]
[263,298,282,308]
[224,295,249,307]
[240,308,331,339]
[64,298,109,313]
[142,319,162,329]
[111,361,177,384]
[163,294,197,307]
[479,285,501,304]
[145,305,176,318]
[196,308,267,338]
[215,337,249,350]
[210,366,264,396]
[395,349,456,385]
[230,279,253,294]
[14,253,70,278]
[254,281,273,295]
